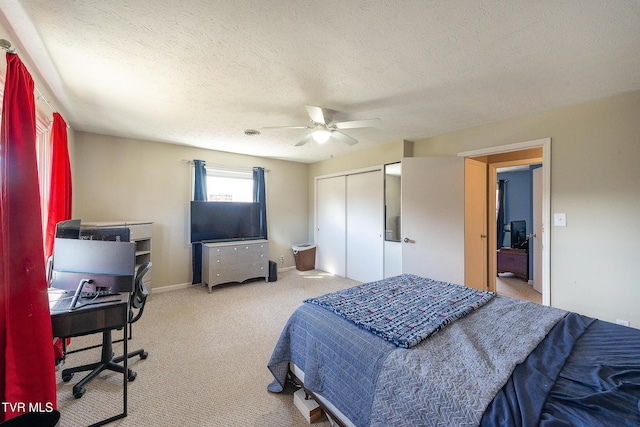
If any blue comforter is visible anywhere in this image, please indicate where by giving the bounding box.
[482,313,640,426]
[267,275,640,426]
[268,280,566,426]
[267,303,395,426]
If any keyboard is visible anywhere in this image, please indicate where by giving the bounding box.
[81,290,121,299]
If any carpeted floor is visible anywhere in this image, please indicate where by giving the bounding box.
[496,273,542,304]
[56,269,358,426]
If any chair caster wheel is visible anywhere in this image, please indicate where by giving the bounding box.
[128,370,137,381]
[73,387,85,399]
[62,373,73,382]
[140,351,148,359]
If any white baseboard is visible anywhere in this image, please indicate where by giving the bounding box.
[151,265,297,294]
[151,282,194,294]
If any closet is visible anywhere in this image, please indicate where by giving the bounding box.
[315,168,384,283]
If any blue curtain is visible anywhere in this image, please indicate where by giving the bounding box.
[497,179,506,249]
[253,167,267,239]
[192,160,207,284]
[193,160,207,202]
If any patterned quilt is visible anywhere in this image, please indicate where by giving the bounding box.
[305,274,495,348]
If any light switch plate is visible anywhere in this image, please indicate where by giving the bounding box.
[554,213,567,227]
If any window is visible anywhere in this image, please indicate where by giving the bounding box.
[35,116,52,233]
[0,75,53,237]
[205,168,253,202]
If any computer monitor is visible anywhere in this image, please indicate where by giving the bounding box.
[81,227,130,242]
[510,220,527,249]
[50,237,136,293]
[55,219,81,239]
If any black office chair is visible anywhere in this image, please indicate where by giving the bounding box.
[114,262,151,362]
[61,262,152,398]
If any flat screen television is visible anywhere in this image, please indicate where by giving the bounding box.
[510,220,527,249]
[190,201,262,243]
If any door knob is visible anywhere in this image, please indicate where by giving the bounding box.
[480,234,487,238]
[403,237,415,243]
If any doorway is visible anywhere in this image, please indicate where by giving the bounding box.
[461,138,551,306]
[494,163,543,304]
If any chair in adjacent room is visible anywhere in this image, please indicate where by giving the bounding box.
[61,261,152,398]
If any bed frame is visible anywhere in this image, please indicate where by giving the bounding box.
[288,368,349,427]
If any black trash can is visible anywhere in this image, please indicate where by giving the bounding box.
[268,260,278,282]
[292,244,317,271]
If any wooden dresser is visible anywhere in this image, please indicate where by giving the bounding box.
[202,239,269,292]
[496,247,528,281]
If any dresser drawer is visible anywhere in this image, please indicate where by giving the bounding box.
[497,249,528,279]
[128,223,152,241]
[498,254,524,270]
[213,243,265,258]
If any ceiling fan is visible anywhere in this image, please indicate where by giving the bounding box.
[264,106,381,146]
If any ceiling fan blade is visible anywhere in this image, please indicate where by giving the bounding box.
[332,131,358,146]
[295,134,313,146]
[306,105,328,124]
[334,118,381,129]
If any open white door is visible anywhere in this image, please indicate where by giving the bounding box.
[401,157,465,285]
[532,167,543,293]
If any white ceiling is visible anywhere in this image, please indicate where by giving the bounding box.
[1,1,639,163]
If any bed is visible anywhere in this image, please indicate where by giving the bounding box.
[267,274,640,426]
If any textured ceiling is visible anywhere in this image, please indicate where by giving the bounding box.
[1,1,639,163]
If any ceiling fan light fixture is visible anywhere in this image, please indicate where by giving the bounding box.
[265,106,378,147]
[312,129,331,143]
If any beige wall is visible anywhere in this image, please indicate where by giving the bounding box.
[71,91,640,327]
[72,132,309,290]
[308,90,640,328]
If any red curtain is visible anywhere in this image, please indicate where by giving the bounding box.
[44,112,72,260]
[0,53,57,421]
[44,113,72,361]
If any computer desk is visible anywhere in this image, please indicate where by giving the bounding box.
[49,288,129,426]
